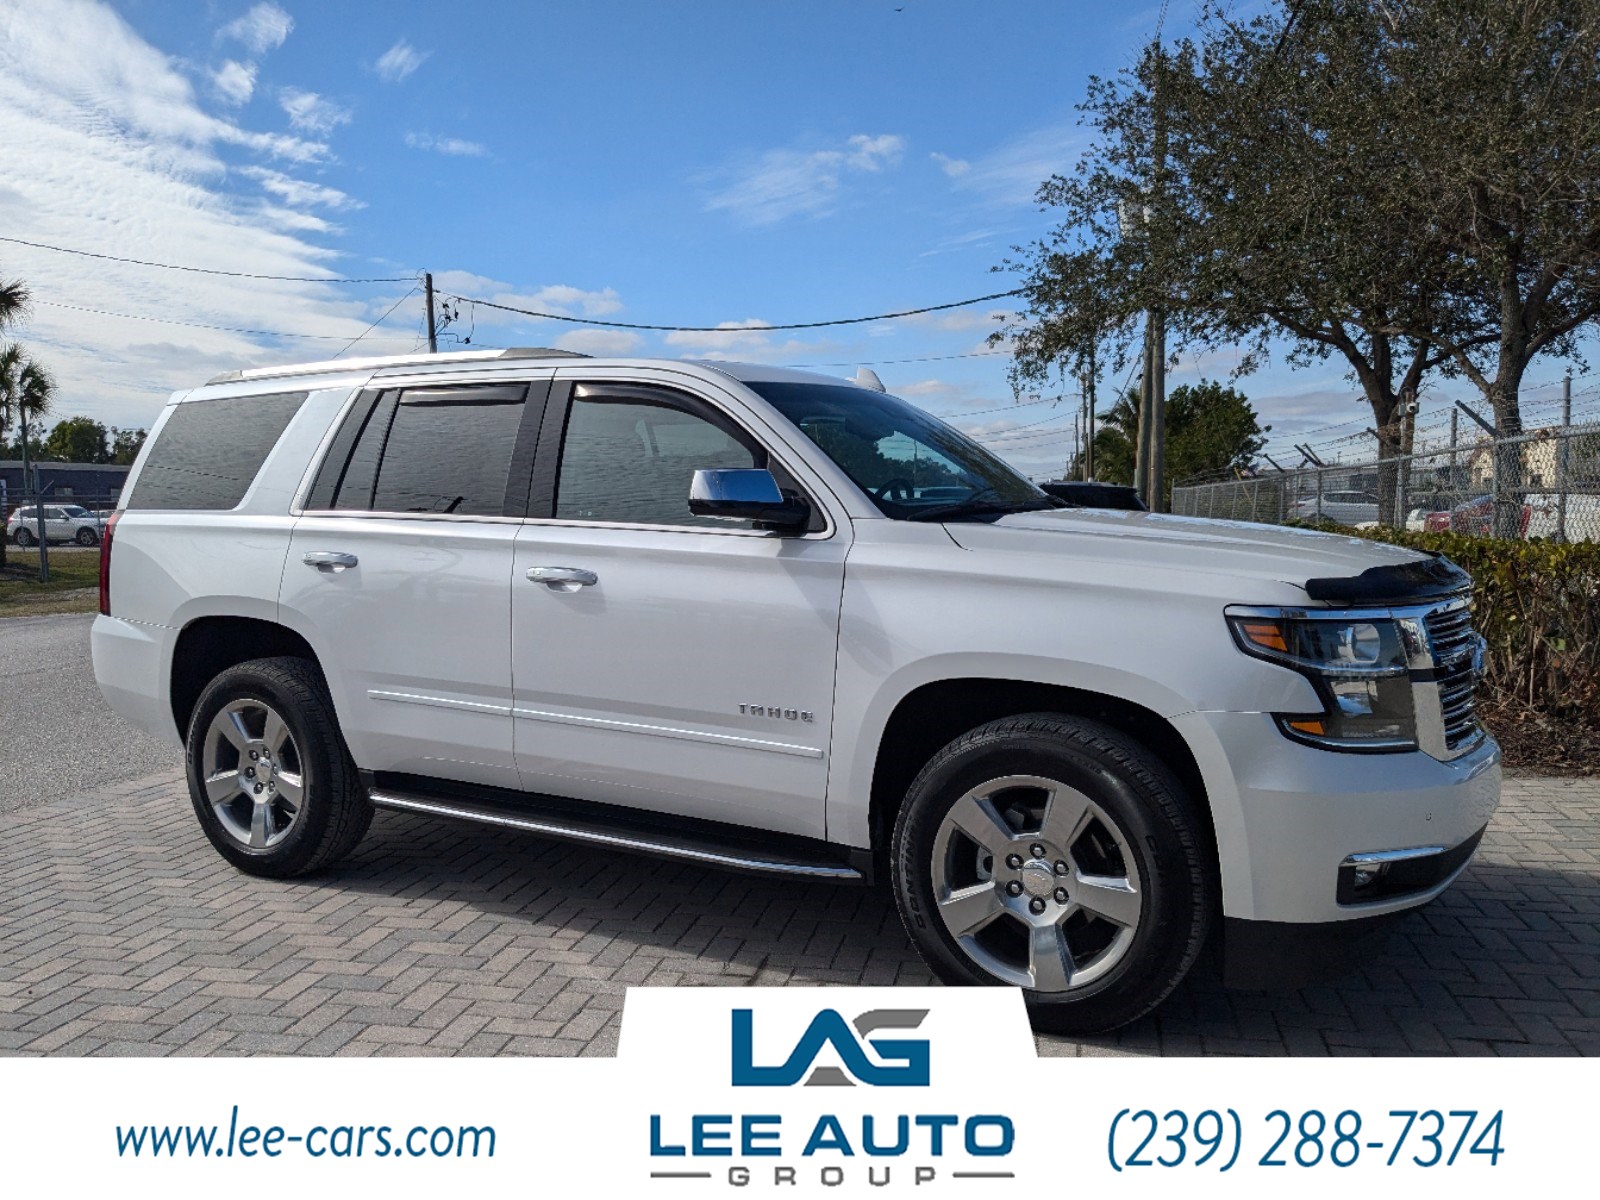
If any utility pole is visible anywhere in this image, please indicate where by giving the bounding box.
[423,272,438,354]
[18,404,47,582]
[1557,370,1572,542]
[1083,343,1097,482]
[1144,43,1169,512]
[1135,333,1151,503]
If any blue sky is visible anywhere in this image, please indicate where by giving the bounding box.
[1,0,1587,477]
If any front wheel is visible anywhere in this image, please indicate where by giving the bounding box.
[891,714,1213,1034]
[75,526,99,546]
[186,656,371,878]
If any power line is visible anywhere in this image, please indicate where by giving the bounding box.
[0,234,414,284]
[29,298,414,342]
[782,349,1009,369]
[334,286,423,357]
[435,289,1024,333]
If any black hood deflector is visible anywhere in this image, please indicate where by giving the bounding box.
[1303,553,1469,605]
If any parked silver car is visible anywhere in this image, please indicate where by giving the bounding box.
[1290,489,1380,525]
[7,503,105,546]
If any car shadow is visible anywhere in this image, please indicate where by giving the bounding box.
[313,808,1598,1057]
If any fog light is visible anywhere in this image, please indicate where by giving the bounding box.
[1350,862,1388,891]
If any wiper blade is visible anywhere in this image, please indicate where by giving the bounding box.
[905,498,1055,522]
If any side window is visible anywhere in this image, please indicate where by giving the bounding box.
[310,384,528,516]
[125,392,307,511]
[554,392,761,528]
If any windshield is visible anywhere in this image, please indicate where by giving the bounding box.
[747,381,1049,520]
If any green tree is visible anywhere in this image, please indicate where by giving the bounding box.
[42,415,111,464]
[1002,1,1600,533]
[109,426,148,466]
[1082,380,1268,509]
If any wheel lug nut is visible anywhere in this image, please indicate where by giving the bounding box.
[1029,897,1047,914]
[1005,853,1022,869]
[254,783,263,794]
[1054,860,1069,876]
[1006,881,1023,897]
[249,751,258,760]
[1054,887,1069,903]
[1030,843,1046,858]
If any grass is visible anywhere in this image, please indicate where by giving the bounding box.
[0,548,100,617]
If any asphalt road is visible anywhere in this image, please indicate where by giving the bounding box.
[0,612,178,813]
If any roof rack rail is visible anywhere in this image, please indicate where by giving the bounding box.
[205,347,588,386]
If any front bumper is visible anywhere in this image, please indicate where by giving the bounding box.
[1173,710,1501,925]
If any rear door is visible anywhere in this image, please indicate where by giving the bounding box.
[508,377,848,839]
[282,378,549,791]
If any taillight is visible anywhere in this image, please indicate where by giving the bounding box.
[99,511,120,616]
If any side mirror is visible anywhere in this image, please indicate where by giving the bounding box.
[688,469,811,532]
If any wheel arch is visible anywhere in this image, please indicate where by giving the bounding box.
[864,677,1218,887]
[170,615,322,739]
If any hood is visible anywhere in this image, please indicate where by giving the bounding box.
[943,507,1435,601]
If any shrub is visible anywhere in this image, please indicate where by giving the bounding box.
[1342,529,1600,728]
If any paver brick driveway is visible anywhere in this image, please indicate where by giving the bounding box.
[2,771,1596,1057]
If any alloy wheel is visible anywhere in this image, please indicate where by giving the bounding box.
[929,774,1143,991]
[200,699,305,850]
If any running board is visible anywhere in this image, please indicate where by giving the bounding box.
[367,787,867,882]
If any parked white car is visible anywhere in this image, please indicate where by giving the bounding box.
[91,349,1499,1032]
[7,503,105,546]
[1290,490,1381,525]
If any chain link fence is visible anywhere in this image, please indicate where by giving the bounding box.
[1172,424,1600,542]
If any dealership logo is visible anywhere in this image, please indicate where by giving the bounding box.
[731,1008,929,1088]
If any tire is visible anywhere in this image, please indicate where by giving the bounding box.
[891,713,1212,1034]
[75,527,98,546]
[14,527,32,547]
[185,656,372,878]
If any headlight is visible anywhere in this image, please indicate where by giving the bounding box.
[1228,614,1417,751]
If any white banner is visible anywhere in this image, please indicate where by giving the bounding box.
[0,987,1582,1196]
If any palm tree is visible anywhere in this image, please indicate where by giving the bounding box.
[0,277,28,331]
[0,344,55,570]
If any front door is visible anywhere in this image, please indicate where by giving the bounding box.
[510,380,847,840]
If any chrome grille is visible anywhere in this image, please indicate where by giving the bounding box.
[1424,596,1483,751]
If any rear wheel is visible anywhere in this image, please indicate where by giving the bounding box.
[14,527,33,547]
[891,713,1212,1034]
[186,656,371,877]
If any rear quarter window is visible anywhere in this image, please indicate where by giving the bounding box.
[125,392,307,511]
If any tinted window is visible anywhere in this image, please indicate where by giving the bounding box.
[314,385,527,516]
[125,392,307,511]
[555,395,759,528]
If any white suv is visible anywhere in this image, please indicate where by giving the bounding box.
[91,349,1500,1031]
[8,503,105,546]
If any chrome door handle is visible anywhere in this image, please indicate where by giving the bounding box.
[303,551,358,572]
[526,566,598,590]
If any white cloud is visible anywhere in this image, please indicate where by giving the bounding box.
[375,39,428,83]
[210,59,257,106]
[704,133,906,225]
[0,0,399,429]
[931,151,971,177]
[278,87,351,135]
[552,329,641,356]
[949,122,1084,208]
[217,2,293,55]
[238,166,361,210]
[404,131,487,157]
